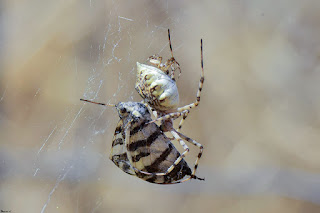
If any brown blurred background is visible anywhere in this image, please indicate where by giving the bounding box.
[1,0,320,212]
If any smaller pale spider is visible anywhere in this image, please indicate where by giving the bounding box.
[135,32,205,180]
[135,31,205,133]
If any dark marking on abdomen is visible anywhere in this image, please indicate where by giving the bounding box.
[112,153,128,162]
[131,152,151,162]
[112,138,123,146]
[127,129,161,151]
[144,143,173,173]
[130,121,146,135]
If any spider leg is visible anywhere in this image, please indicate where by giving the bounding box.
[148,55,163,68]
[167,28,175,80]
[165,58,180,81]
[174,130,204,180]
[177,110,189,131]
[147,29,181,80]
[173,64,182,80]
[147,110,189,125]
[156,129,204,184]
[166,29,181,80]
[177,39,204,112]
[164,130,190,174]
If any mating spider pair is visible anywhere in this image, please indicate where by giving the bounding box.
[81,29,205,184]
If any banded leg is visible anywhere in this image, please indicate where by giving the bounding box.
[166,29,181,80]
[148,29,181,80]
[175,130,204,180]
[148,55,163,68]
[80,98,115,107]
[154,130,205,184]
[177,110,189,131]
[147,110,189,125]
[166,58,181,81]
[177,39,204,112]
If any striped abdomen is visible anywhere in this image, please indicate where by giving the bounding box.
[127,119,191,184]
[110,118,192,184]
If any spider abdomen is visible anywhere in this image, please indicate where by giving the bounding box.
[128,122,191,183]
[136,62,179,111]
[109,101,193,184]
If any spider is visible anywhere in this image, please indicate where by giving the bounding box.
[135,34,205,174]
[135,30,204,132]
[135,29,181,114]
[80,99,204,184]
[147,29,181,81]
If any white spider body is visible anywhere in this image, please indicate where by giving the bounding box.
[135,62,179,112]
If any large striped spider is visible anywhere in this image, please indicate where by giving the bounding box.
[80,100,204,184]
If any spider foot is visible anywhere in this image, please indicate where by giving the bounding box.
[191,175,205,181]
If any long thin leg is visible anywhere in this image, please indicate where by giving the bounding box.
[147,110,189,125]
[146,109,190,131]
[80,98,115,107]
[177,39,204,112]
[146,39,204,127]
[175,130,204,179]
[159,129,205,184]
[149,29,181,80]
[148,55,163,68]
[163,130,190,174]
[167,29,181,80]
[178,110,189,130]
[165,58,181,80]
[161,129,205,184]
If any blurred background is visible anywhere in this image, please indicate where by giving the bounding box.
[1,0,320,212]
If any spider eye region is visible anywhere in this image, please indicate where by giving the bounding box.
[120,107,127,114]
[116,102,130,116]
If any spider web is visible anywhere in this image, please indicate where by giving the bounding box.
[30,1,193,212]
[1,1,320,213]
